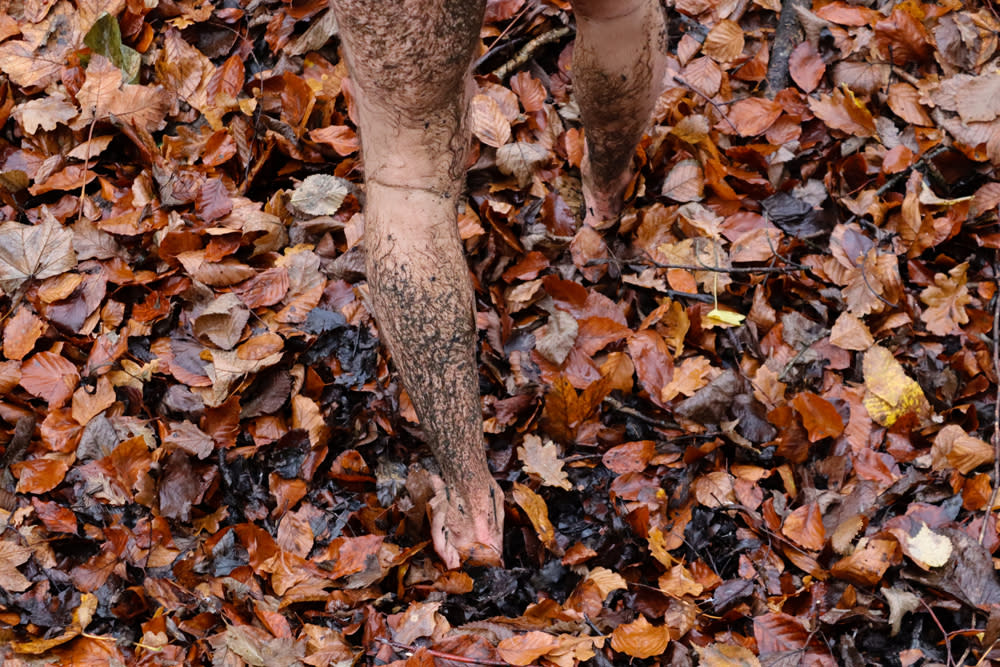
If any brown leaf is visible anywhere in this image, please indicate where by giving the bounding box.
[610,615,671,659]
[0,539,32,592]
[602,440,655,475]
[469,93,511,148]
[791,391,844,442]
[509,71,546,112]
[0,218,77,292]
[518,434,571,490]
[496,141,549,187]
[725,98,783,136]
[695,642,761,667]
[809,86,876,137]
[75,56,172,132]
[887,82,932,126]
[309,124,359,155]
[920,262,971,336]
[932,425,994,475]
[874,8,933,65]
[13,456,70,494]
[163,420,215,460]
[71,376,116,426]
[661,159,704,202]
[788,42,825,93]
[703,20,744,63]
[781,503,826,551]
[829,312,874,351]
[627,329,674,410]
[20,351,79,406]
[3,306,44,360]
[497,631,559,665]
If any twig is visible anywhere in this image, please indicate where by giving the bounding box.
[673,76,739,134]
[645,259,805,274]
[766,0,810,96]
[492,26,572,80]
[376,637,513,666]
[981,253,1000,545]
[858,260,900,310]
[875,144,948,197]
[602,395,675,429]
[918,597,954,667]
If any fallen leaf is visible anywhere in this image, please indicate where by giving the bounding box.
[610,615,671,659]
[862,345,929,427]
[518,434,572,490]
[0,218,77,292]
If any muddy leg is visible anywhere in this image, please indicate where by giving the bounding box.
[331,0,502,568]
[569,0,668,228]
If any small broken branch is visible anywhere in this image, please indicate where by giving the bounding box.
[981,252,1000,545]
[492,26,572,80]
[765,0,810,96]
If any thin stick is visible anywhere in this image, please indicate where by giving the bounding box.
[375,637,514,666]
[673,76,740,134]
[981,252,1000,545]
[492,26,572,80]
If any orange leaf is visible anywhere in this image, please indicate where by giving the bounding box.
[610,615,671,659]
[791,391,845,441]
[3,307,44,360]
[13,457,70,494]
[71,376,116,426]
[20,351,79,406]
[782,503,826,551]
[497,631,560,665]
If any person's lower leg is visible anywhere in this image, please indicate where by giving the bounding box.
[331,0,501,567]
[570,0,667,227]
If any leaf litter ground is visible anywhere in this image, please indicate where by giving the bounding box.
[2,0,1000,665]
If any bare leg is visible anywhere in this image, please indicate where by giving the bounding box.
[331,0,502,568]
[570,0,667,228]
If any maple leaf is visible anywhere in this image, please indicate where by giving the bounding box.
[0,217,77,292]
[517,434,572,490]
[920,262,971,336]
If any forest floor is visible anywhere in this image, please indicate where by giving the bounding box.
[2,0,1000,665]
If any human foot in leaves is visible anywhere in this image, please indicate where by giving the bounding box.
[430,474,504,569]
[572,0,668,229]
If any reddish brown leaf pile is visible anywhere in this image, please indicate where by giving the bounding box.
[2,0,1000,664]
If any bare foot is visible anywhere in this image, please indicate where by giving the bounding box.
[580,149,634,229]
[429,475,504,568]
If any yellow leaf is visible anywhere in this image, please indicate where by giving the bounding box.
[512,482,562,555]
[862,345,929,426]
[705,308,745,328]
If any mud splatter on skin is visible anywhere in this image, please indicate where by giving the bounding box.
[332,0,486,188]
[573,1,668,193]
[365,218,488,496]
